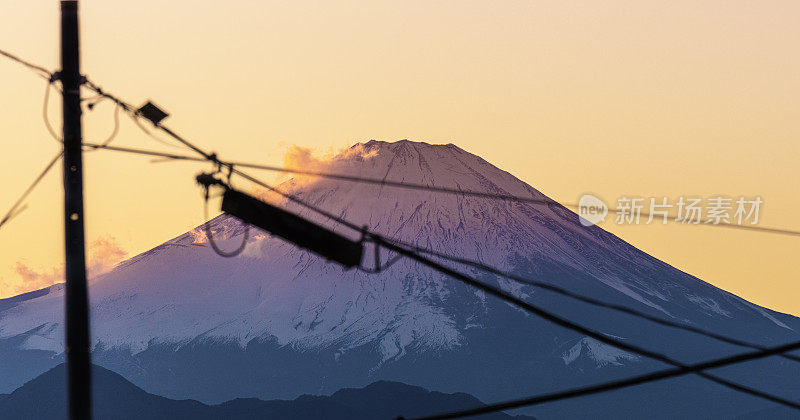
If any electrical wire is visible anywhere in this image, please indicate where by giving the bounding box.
[8,51,798,238]
[0,48,52,79]
[78,96,122,152]
[82,143,197,159]
[158,161,800,238]
[80,143,800,238]
[82,139,800,356]
[0,152,63,230]
[80,124,800,362]
[386,240,800,363]
[369,235,800,413]
[78,78,800,412]
[201,188,249,258]
[38,73,119,147]
[210,155,800,367]
[217,174,800,411]
[80,145,800,361]
[194,173,800,413]
[7,40,800,418]
[82,79,185,151]
[46,135,800,364]
[128,112,186,150]
[401,338,800,420]
[357,249,403,274]
[42,79,63,143]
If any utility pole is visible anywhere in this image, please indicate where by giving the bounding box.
[60,1,92,419]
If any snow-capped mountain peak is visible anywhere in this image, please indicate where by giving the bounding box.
[2,140,798,417]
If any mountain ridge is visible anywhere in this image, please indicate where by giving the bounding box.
[0,363,532,420]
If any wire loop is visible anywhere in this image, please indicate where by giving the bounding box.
[201,183,249,258]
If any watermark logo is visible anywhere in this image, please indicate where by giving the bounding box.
[577,194,763,227]
[578,194,608,226]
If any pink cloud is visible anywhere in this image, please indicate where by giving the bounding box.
[1,235,128,297]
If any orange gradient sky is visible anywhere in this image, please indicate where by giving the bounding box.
[1,1,798,314]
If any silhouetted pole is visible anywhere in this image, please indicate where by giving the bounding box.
[60,1,92,419]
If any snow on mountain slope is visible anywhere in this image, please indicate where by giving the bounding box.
[561,337,640,367]
[2,140,799,417]
[1,140,789,351]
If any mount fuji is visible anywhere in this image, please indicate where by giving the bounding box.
[1,140,799,418]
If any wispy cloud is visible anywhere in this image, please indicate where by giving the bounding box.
[252,143,379,202]
[0,235,128,297]
[86,235,127,276]
[280,143,378,183]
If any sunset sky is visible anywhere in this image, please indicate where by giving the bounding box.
[1,1,798,315]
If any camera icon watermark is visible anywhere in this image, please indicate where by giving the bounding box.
[578,194,608,226]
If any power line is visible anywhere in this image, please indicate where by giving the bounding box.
[200,187,250,258]
[401,338,800,420]
[84,79,214,158]
[81,143,800,362]
[392,242,800,363]
[83,132,800,367]
[82,143,198,160]
[207,173,800,411]
[80,99,800,411]
[6,51,800,414]
[81,142,800,238]
[0,48,62,143]
[224,162,800,414]
[256,152,800,407]
[368,235,800,413]
[77,76,800,241]
[82,78,365,235]
[42,78,63,142]
[81,81,369,242]
[127,111,187,150]
[88,98,121,148]
[203,169,800,408]
[0,48,53,79]
[76,85,800,404]
[82,146,800,362]
[4,50,800,240]
[159,163,800,238]
[0,151,63,230]
[196,171,800,413]
[199,170,800,414]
